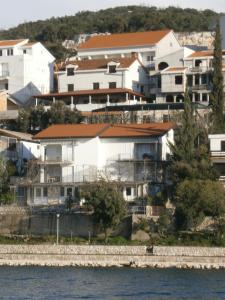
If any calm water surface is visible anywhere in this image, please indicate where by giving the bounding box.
[0,267,225,299]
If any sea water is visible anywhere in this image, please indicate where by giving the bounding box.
[0,267,225,299]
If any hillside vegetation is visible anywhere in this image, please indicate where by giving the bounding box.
[0,6,217,58]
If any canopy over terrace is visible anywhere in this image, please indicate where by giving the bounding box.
[33,88,146,111]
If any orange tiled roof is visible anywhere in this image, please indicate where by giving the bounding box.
[34,88,145,99]
[0,39,26,47]
[78,30,171,50]
[60,57,137,71]
[33,122,174,140]
[188,50,225,58]
[33,124,110,139]
[22,42,38,47]
[100,123,174,138]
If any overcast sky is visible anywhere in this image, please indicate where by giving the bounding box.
[1,0,224,29]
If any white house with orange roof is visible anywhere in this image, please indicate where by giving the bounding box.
[77,30,181,69]
[0,39,55,104]
[14,122,174,206]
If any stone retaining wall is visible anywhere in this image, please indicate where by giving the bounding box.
[153,246,225,257]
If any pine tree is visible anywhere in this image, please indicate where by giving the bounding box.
[210,21,225,133]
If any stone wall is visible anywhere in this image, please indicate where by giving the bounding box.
[153,246,225,257]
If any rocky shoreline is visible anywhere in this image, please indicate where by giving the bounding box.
[0,245,225,269]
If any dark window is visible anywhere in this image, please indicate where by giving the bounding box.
[109,82,116,89]
[43,187,48,197]
[109,65,116,73]
[158,62,169,71]
[67,187,72,196]
[221,141,225,152]
[166,95,174,103]
[8,138,16,151]
[195,75,200,85]
[194,93,200,102]
[157,76,161,88]
[202,93,208,102]
[187,75,193,87]
[126,187,132,196]
[67,84,74,92]
[175,75,183,85]
[195,59,202,67]
[5,83,8,90]
[23,49,27,54]
[0,50,2,56]
[36,188,41,197]
[67,68,74,76]
[201,74,207,84]
[60,187,64,197]
[93,82,99,90]
[7,49,13,56]
[140,85,144,94]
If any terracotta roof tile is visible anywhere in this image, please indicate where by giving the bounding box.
[100,123,174,138]
[0,39,27,47]
[34,88,145,99]
[188,50,225,58]
[61,57,137,71]
[33,124,110,139]
[78,30,171,50]
[33,122,174,140]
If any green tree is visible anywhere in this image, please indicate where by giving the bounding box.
[175,179,225,230]
[81,180,126,243]
[210,20,225,133]
[17,108,30,133]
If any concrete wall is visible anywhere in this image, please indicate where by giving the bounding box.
[0,207,131,238]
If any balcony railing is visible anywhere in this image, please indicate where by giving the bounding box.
[211,151,225,157]
[37,157,73,165]
[191,84,210,91]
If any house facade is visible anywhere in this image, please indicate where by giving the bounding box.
[15,123,174,206]
[0,39,55,104]
[209,134,225,183]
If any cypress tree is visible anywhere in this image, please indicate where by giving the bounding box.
[210,21,225,133]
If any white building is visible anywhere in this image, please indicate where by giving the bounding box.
[0,128,40,174]
[57,56,149,96]
[16,122,174,206]
[77,30,181,69]
[0,39,55,105]
[209,134,225,183]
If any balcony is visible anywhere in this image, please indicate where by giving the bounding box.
[37,157,73,165]
[211,151,225,157]
[191,84,210,91]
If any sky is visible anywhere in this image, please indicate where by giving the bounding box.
[1,0,225,29]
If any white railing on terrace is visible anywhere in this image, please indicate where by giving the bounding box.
[211,151,225,157]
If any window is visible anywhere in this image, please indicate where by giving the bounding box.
[8,138,16,151]
[147,55,154,62]
[0,50,2,56]
[126,187,132,196]
[67,68,74,76]
[201,74,207,85]
[67,187,72,196]
[221,141,225,152]
[194,93,200,102]
[202,93,208,102]
[60,187,65,197]
[4,83,8,90]
[175,75,183,85]
[109,65,116,73]
[23,49,27,54]
[67,84,74,92]
[93,82,99,90]
[36,187,41,197]
[140,85,144,94]
[7,49,13,56]
[43,187,48,197]
[109,82,116,89]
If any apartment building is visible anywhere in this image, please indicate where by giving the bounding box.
[0,39,55,104]
[14,123,174,206]
[209,134,225,184]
